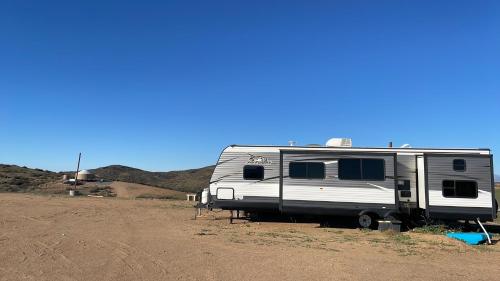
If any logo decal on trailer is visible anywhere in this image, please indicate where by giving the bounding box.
[247,154,272,165]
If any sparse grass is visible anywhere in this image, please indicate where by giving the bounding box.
[413,224,449,235]
[153,201,193,210]
[323,229,344,234]
[475,244,497,253]
[257,232,296,239]
[196,228,216,236]
[312,246,340,252]
[384,233,418,256]
[425,239,455,249]
[390,234,416,246]
[88,186,116,197]
[368,238,390,245]
[228,236,245,243]
[413,223,469,235]
[341,235,357,242]
[287,228,301,234]
[240,228,323,248]
[201,210,500,257]
[301,236,314,243]
[212,212,499,259]
[136,193,180,200]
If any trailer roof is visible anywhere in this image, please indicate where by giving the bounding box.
[226,145,491,155]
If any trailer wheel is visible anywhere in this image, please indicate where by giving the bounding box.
[358,213,377,229]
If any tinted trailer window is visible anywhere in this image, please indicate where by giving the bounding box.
[338,159,385,180]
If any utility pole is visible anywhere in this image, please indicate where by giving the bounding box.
[73,153,81,190]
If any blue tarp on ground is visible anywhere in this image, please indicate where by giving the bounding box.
[446,232,493,245]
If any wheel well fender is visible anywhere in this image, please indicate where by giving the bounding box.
[383,210,400,219]
[358,210,380,218]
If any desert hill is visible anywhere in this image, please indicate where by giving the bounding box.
[0,164,214,194]
[90,165,214,193]
[0,164,61,192]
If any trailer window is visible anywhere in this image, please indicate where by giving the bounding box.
[442,180,477,198]
[362,159,385,180]
[338,159,385,180]
[337,159,361,180]
[453,159,466,171]
[442,180,455,197]
[243,165,264,180]
[289,162,325,179]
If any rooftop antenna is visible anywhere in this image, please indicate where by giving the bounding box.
[288,140,296,146]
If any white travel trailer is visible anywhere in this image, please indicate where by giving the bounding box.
[207,140,497,228]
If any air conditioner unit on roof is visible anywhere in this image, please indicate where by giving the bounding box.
[325,138,352,147]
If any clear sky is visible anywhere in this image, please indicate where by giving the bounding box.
[1,0,499,173]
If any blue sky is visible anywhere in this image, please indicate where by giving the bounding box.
[1,0,499,173]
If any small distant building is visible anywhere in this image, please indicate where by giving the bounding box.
[186,193,198,201]
[76,170,95,181]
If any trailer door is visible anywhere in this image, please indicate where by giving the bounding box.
[417,156,426,209]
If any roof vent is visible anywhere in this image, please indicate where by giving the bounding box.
[325,138,352,147]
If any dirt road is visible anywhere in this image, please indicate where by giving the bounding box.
[0,194,499,281]
[109,181,185,199]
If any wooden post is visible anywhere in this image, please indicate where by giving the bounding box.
[73,153,81,190]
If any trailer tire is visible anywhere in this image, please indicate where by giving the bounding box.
[358,213,377,229]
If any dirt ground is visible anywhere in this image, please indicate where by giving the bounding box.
[1,194,499,281]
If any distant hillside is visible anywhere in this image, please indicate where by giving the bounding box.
[0,163,214,194]
[90,165,166,187]
[91,165,214,193]
[0,164,60,192]
[495,174,500,183]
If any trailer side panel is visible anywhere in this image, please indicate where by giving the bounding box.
[280,151,397,217]
[425,154,494,220]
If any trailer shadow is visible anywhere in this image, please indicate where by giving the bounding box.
[246,213,360,230]
[479,223,500,234]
